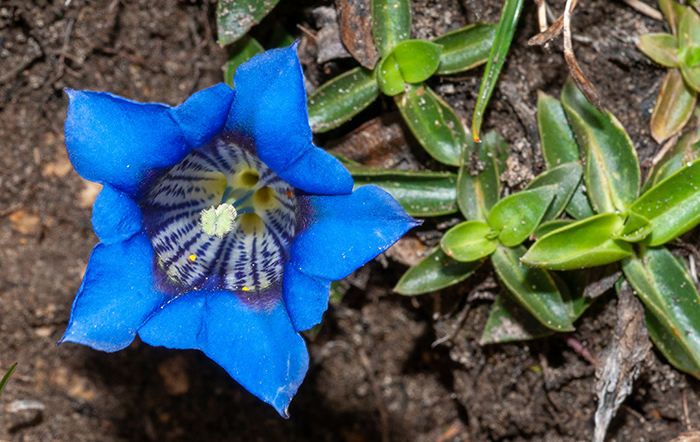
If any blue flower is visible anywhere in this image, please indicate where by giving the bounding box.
[59,45,418,417]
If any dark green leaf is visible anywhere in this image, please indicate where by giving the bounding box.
[457,131,508,222]
[637,33,679,68]
[471,0,524,142]
[308,67,380,133]
[224,36,264,87]
[561,78,640,213]
[492,244,574,331]
[391,40,443,83]
[371,0,412,58]
[480,292,555,344]
[651,68,696,144]
[433,23,497,75]
[488,185,556,247]
[522,213,633,270]
[537,91,580,167]
[526,162,583,222]
[377,54,406,96]
[630,158,700,246]
[441,220,498,262]
[394,247,483,295]
[216,0,280,46]
[0,362,17,398]
[622,247,700,378]
[395,84,467,166]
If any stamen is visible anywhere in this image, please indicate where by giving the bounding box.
[200,203,238,238]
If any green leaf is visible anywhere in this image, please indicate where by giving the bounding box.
[629,158,700,246]
[433,23,497,75]
[561,78,640,213]
[488,185,556,247]
[680,63,700,91]
[338,162,458,216]
[457,131,508,222]
[441,220,498,262]
[537,92,580,167]
[377,54,406,96]
[0,362,17,398]
[678,7,700,52]
[480,292,556,344]
[638,33,679,68]
[394,247,483,295]
[658,0,686,34]
[308,67,380,133]
[224,36,264,88]
[371,0,412,58]
[650,68,696,144]
[643,127,700,193]
[492,244,574,331]
[216,0,280,46]
[615,212,653,242]
[622,247,700,378]
[525,163,583,222]
[391,40,443,83]
[395,84,467,166]
[522,213,633,270]
[471,0,524,142]
[533,219,575,238]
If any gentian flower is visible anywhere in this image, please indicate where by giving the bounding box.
[60,45,418,417]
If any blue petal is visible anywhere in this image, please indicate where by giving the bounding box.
[291,185,420,280]
[227,44,353,195]
[59,232,168,352]
[282,263,332,332]
[65,84,234,196]
[91,185,143,245]
[138,290,309,417]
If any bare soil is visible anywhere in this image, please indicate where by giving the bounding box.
[0,0,698,441]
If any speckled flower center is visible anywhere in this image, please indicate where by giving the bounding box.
[139,137,297,293]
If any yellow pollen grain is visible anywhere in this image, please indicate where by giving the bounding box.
[285,189,293,198]
[242,286,249,291]
[189,254,197,262]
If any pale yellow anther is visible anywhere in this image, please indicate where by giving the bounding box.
[200,203,238,238]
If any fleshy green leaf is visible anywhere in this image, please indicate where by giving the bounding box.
[224,36,264,87]
[629,158,700,246]
[492,245,574,331]
[622,247,700,378]
[638,33,679,68]
[441,220,498,262]
[659,0,686,34]
[680,63,700,91]
[308,67,380,133]
[480,292,555,344]
[216,0,280,46]
[0,362,17,398]
[561,78,640,213]
[615,212,653,242]
[457,131,508,222]
[650,68,696,144]
[337,161,458,216]
[395,84,467,166]
[394,247,483,295]
[433,23,497,75]
[533,219,575,238]
[377,54,406,96]
[525,163,583,222]
[391,40,443,83]
[471,0,524,142]
[643,127,700,193]
[488,185,556,247]
[678,7,700,52]
[537,91,580,167]
[522,213,633,270]
[371,0,412,58]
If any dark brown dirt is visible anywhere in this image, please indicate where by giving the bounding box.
[1,0,698,441]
